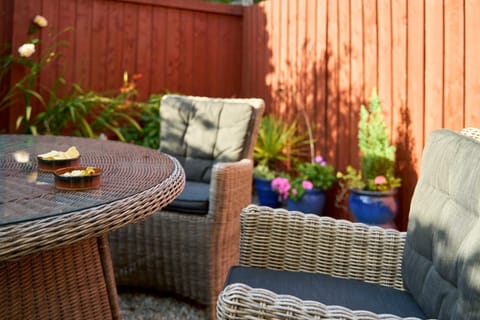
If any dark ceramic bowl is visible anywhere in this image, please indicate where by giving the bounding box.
[37,155,81,172]
[53,166,103,190]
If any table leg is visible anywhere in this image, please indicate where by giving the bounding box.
[0,236,121,320]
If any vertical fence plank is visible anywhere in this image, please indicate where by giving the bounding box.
[149,7,167,93]
[122,2,139,80]
[337,0,351,171]
[424,0,444,134]
[349,0,364,170]
[326,0,340,169]
[262,1,272,109]
[135,4,152,100]
[391,0,408,230]
[105,1,124,91]
[465,0,480,126]
[90,0,108,91]
[444,0,464,131]
[0,0,13,132]
[57,0,76,91]
[363,0,377,100]
[377,0,392,130]
[39,0,60,102]
[407,0,425,166]
[192,12,209,95]
[315,0,328,158]
[74,0,93,89]
[178,10,193,94]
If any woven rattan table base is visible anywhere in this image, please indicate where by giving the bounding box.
[0,236,120,320]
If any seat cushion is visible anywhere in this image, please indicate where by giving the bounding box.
[165,181,209,214]
[402,129,480,319]
[159,95,257,183]
[225,266,425,318]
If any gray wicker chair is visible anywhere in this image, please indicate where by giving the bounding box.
[217,128,480,319]
[109,95,264,319]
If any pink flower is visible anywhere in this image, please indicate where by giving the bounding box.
[292,189,298,195]
[271,177,290,200]
[302,180,313,190]
[374,175,387,185]
[315,155,327,166]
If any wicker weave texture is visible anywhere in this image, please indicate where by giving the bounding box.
[239,205,406,290]
[110,96,265,319]
[460,127,480,140]
[0,237,118,320]
[0,135,186,261]
[217,283,421,320]
[111,159,254,313]
[215,205,412,320]
[0,135,186,320]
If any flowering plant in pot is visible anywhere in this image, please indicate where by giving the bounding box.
[253,115,310,207]
[336,88,401,226]
[271,156,336,215]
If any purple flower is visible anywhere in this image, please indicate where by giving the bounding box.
[315,155,327,166]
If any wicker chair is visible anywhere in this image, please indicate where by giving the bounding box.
[109,95,264,318]
[217,128,480,319]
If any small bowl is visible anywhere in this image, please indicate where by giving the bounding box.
[54,166,103,190]
[37,155,81,172]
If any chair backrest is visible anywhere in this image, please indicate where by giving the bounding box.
[402,129,480,319]
[159,95,264,182]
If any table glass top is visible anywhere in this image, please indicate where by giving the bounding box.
[0,134,175,226]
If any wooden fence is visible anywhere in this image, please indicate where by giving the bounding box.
[243,0,480,229]
[2,0,479,230]
[0,0,243,129]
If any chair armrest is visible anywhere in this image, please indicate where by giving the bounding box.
[239,205,406,290]
[217,283,418,320]
[460,127,480,140]
[208,159,253,221]
[217,283,420,320]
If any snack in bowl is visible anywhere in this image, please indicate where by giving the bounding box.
[54,166,102,190]
[37,146,81,172]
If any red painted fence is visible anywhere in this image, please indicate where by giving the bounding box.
[2,0,480,230]
[1,0,243,129]
[242,0,480,229]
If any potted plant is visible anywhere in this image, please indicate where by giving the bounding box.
[271,156,336,215]
[253,115,310,208]
[336,88,401,226]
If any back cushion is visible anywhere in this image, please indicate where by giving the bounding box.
[159,95,255,182]
[402,129,480,319]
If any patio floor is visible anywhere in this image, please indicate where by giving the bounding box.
[119,290,208,320]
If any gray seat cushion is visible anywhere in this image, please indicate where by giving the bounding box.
[165,181,210,214]
[402,129,480,319]
[159,95,256,183]
[225,266,425,318]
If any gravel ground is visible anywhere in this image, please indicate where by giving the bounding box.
[119,291,208,320]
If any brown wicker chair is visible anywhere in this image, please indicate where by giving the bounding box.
[217,128,480,319]
[109,95,264,319]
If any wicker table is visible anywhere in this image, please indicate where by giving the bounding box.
[0,134,185,320]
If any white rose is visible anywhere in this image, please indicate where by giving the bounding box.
[18,43,35,57]
[33,15,48,27]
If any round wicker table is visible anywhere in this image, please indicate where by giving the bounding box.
[0,134,185,320]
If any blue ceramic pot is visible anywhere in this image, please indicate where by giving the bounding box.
[254,177,281,208]
[348,189,398,225]
[286,188,326,215]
